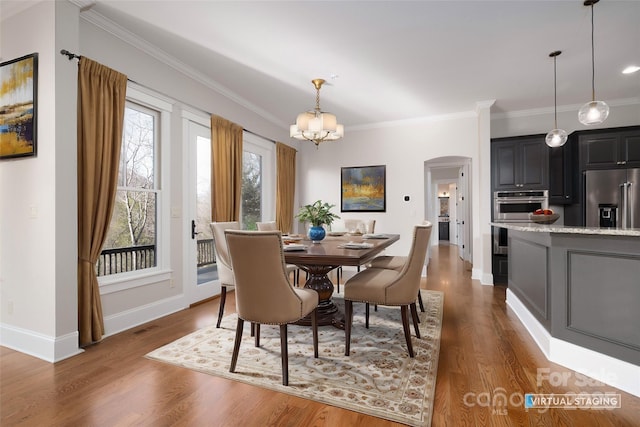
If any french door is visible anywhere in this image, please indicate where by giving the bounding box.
[185,115,219,304]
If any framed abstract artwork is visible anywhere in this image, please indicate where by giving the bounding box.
[341,165,386,212]
[1,53,38,160]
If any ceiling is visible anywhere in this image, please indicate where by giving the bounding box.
[3,1,639,131]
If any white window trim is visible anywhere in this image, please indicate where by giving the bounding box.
[99,85,174,295]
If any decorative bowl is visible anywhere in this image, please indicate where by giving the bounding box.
[529,213,560,224]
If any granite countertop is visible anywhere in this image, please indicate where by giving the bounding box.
[490,222,640,237]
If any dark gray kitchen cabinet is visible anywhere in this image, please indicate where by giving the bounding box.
[491,135,549,191]
[549,136,577,204]
[579,127,640,170]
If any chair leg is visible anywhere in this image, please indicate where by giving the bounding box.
[365,303,370,329]
[216,286,227,328]
[418,290,425,313]
[410,303,421,338]
[336,267,341,293]
[400,305,415,358]
[345,300,353,356]
[312,308,319,358]
[230,318,244,372]
[280,324,289,386]
[254,323,261,347]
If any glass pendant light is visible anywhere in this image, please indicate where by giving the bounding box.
[578,0,609,125]
[546,51,568,147]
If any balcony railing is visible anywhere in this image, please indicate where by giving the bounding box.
[97,239,216,276]
[197,238,216,266]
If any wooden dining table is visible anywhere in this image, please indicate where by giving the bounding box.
[283,233,400,328]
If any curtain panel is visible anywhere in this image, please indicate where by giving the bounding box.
[210,115,243,222]
[275,142,297,233]
[77,58,128,346]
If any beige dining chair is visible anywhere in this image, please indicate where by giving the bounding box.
[210,221,240,328]
[256,221,301,285]
[344,222,432,358]
[335,219,376,292]
[225,230,319,386]
[367,220,432,312]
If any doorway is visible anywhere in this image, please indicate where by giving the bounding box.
[424,157,472,266]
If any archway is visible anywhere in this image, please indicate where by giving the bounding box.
[424,156,472,266]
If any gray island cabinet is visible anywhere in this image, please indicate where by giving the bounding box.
[491,222,640,395]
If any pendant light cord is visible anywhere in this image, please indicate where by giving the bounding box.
[590,2,596,102]
[553,54,558,129]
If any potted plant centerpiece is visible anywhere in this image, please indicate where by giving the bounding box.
[296,200,340,243]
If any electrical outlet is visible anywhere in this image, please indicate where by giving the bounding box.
[169,279,174,288]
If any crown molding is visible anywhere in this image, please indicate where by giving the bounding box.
[491,97,640,120]
[79,9,287,129]
[350,110,477,131]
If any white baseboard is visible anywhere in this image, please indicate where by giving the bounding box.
[506,289,640,398]
[471,267,493,285]
[0,294,188,363]
[0,324,83,362]
[103,294,188,338]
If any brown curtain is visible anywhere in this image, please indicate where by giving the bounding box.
[77,58,128,346]
[211,115,243,222]
[275,142,297,233]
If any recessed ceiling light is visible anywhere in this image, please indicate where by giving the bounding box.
[622,65,640,74]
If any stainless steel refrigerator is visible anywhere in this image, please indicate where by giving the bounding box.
[586,168,639,228]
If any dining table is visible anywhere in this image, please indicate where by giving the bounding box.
[283,232,400,328]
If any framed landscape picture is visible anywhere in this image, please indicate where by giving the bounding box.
[1,53,38,160]
[341,165,386,212]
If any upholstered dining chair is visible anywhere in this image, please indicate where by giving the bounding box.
[210,221,240,328]
[225,230,319,386]
[256,221,301,285]
[344,222,432,358]
[367,220,432,312]
[336,219,376,292]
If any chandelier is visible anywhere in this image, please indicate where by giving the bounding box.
[290,78,344,147]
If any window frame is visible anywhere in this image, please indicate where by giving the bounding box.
[98,85,173,294]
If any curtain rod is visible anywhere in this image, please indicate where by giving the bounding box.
[60,49,82,60]
[61,49,288,148]
[243,128,277,145]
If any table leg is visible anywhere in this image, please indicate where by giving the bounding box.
[295,264,344,329]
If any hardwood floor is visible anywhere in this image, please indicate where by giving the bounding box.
[2,244,639,426]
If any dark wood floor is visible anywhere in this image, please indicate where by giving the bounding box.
[2,244,639,426]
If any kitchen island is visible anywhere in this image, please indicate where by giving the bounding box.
[491,222,640,397]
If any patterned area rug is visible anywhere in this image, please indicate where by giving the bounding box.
[146,290,443,427]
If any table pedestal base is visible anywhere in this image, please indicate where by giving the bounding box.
[295,264,344,329]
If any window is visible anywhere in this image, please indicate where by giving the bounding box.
[98,86,171,282]
[241,134,274,230]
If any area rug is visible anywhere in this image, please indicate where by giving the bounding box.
[146,290,443,427]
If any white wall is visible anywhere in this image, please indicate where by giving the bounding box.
[0,1,80,361]
[296,113,484,264]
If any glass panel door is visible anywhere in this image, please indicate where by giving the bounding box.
[186,119,219,304]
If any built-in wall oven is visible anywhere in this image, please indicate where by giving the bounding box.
[494,190,549,222]
[493,190,548,255]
